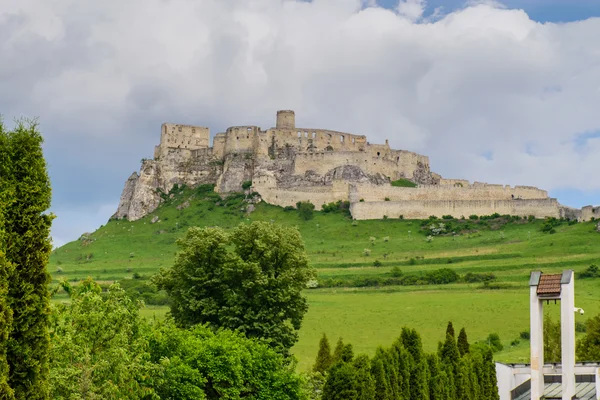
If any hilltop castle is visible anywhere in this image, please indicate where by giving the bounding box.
[114,111,599,222]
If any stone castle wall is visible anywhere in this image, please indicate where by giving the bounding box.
[350,198,561,220]
[155,123,210,159]
[349,183,548,202]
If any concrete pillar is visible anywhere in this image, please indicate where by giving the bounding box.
[560,271,575,400]
[530,284,544,400]
[595,367,600,400]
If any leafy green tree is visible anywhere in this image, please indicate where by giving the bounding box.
[543,314,561,362]
[154,222,315,354]
[148,320,304,400]
[48,279,156,399]
[322,362,358,400]
[457,327,470,356]
[1,119,53,399]
[296,201,315,220]
[313,333,333,373]
[577,314,600,361]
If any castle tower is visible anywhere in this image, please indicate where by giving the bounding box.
[276,110,295,129]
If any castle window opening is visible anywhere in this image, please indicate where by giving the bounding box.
[352,138,355,144]
[312,132,316,139]
[340,135,344,143]
[304,131,308,138]
[247,128,251,132]
[377,152,380,157]
[298,131,301,138]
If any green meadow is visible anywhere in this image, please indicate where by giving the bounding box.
[50,186,600,370]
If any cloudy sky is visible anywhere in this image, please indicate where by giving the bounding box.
[1,0,599,247]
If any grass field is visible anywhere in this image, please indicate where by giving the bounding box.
[49,186,600,371]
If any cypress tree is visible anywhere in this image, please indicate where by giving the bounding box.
[371,353,390,400]
[445,321,455,339]
[390,340,410,399]
[322,362,359,400]
[483,347,500,400]
[401,328,429,400]
[332,337,344,364]
[457,327,470,356]
[2,120,53,399]
[0,123,15,398]
[341,343,354,362]
[426,354,447,400]
[314,333,333,373]
[353,355,375,400]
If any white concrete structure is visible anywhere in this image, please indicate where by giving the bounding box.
[529,270,576,400]
[497,270,598,400]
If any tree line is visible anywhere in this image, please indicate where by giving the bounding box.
[307,322,500,400]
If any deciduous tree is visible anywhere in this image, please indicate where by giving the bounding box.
[154,221,316,354]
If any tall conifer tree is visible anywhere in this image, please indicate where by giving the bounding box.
[332,337,344,364]
[0,123,15,398]
[457,327,470,356]
[445,321,455,339]
[2,120,53,399]
[313,333,333,373]
[353,355,375,400]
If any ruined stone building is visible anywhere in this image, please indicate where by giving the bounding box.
[114,110,599,222]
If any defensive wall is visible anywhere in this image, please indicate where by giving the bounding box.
[349,198,561,220]
[582,206,600,221]
[255,180,350,211]
[348,183,549,202]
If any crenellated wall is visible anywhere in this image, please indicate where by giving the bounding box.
[350,199,561,220]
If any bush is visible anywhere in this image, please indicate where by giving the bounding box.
[442,215,453,220]
[519,331,530,340]
[487,333,503,352]
[425,268,459,284]
[510,339,520,346]
[469,215,479,220]
[363,249,371,256]
[578,264,599,279]
[373,260,382,267]
[241,180,252,190]
[296,201,315,220]
[321,200,350,215]
[464,272,496,283]
[575,321,587,333]
[384,197,390,201]
[390,266,403,278]
[408,258,416,265]
[390,178,417,187]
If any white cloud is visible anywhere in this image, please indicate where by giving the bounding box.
[2,0,600,242]
[397,0,427,22]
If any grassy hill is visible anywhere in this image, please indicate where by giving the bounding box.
[49,185,600,370]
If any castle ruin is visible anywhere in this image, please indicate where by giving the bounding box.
[114,111,599,222]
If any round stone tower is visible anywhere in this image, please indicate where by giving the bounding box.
[276,110,295,129]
